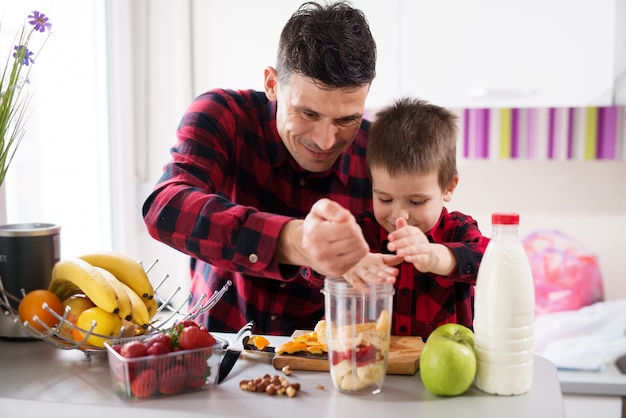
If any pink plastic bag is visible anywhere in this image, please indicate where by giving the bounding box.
[522,230,604,316]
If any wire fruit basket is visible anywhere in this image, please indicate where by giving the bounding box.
[0,259,231,358]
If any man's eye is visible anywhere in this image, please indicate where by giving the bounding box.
[337,118,360,127]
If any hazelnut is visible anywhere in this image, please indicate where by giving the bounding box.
[286,385,298,398]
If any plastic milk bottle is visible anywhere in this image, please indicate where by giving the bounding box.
[473,213,535,395]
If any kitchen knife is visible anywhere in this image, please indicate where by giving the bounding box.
[217,321,254,383]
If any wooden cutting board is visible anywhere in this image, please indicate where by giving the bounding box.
[272,332,424,376]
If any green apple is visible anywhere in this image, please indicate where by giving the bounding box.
[428,322,475,349]
[419,324,476,396]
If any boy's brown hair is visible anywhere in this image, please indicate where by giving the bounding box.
[366,97,459,190]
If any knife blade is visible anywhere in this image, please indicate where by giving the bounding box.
[242,343,329,360]
[217,321,254,383]
[243,342,276,354]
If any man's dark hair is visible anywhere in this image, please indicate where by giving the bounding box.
[276,1,376,89]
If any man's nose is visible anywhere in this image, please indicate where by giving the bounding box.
[313,121,338,151]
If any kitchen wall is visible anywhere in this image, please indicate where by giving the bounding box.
[438,104,626,303]
[455,106,625,160]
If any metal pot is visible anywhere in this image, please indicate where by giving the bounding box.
[0,222,61,339]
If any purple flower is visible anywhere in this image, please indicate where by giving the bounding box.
[13,45,35,66]
[28,11,52,33]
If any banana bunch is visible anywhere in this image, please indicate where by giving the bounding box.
[48,251,156,332]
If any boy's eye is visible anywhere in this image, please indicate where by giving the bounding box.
[410,200,426,206]
[377,197,392,204]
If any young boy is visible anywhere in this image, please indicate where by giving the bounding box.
[344,97,490,339]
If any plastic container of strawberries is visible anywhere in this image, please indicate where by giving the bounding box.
[105,335,225,400]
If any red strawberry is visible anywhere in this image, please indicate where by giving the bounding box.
[147,341,171,356]
[120,340,148,358]
[185,373,207,389]
[185,351,209,375]
[131,368,157,398]
[159,365,186,395]
[355,344,378,366]
[179,326,216,350]
[179,319,200,328]
[184,352,210,389]
[144,355,168,372]
[146,333,173,351]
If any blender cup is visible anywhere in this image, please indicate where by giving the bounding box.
[322,277,394,395]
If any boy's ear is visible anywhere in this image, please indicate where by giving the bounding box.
[443,175,459,202]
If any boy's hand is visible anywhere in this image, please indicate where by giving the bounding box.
[342,252,402,289]
[387,217,437,273]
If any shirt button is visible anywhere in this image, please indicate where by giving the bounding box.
[399,325,407,334]
[299,178,306,186]
[401,287,410,296]
[464,264,473,274]
[270,315,278,321]
[279,283,287,288]
[248,254,258,263]
[430,281,437,289]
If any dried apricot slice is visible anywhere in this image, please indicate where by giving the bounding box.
[274,341,309,355]
[306,344,327,355]
[250,335,270,350]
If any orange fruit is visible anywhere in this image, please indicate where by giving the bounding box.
[18,289,63,332]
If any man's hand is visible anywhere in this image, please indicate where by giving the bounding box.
[277,198,369,277]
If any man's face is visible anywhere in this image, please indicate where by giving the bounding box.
[264,68,369,172]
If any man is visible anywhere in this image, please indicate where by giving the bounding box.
[142,1,377,335]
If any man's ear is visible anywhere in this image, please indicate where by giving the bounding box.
[264,66,279,100]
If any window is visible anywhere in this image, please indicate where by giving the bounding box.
[2,0,111,256]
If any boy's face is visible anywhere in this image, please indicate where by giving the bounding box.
[371,167,457,234]
[264,67,369,173]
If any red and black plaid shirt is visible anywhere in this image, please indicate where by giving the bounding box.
[359,208,490,340]
[142,89,372,335]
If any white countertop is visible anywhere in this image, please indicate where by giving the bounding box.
[559,363,626,396]
[0,334,565,418]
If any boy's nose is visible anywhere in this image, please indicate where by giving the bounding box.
[397,209,409,221]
